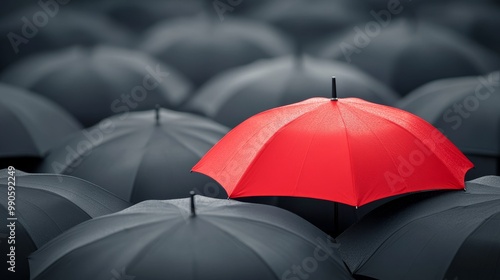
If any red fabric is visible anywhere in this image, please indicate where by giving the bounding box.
[193,98,473,207]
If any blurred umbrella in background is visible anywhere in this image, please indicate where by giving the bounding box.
[37,108,229,203]
[0,83,81,171]
[86,0,205,33]
[139,15,293,88]
[0,169,129,280]
[317,19,500,96]
[29,195,353,280]
[249,0,368,47]
[417,2,500,55]
[183,55,399,128]
[337,175,500,280]
[398,71,500,179]
[193,81,473,235]
[0,8,134,71]
[1,46,192,127]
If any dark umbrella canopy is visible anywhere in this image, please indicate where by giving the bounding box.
[139,15,293,87]
[0,8,133,71]
[89,0,205,33]
[1,46,193,127]
[337,176,500,280]
[30,195,353,280]
[418,2,500,55]
[249,0,368,46]
[317,19,500,96]
[37,108,229,203]
[238,195,392,237]
[0,169,129,280]
[0,83,81,158]
[183,55,399,127]
[398,71,500,179]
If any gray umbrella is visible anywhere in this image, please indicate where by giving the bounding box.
[249,0,368,47]
[397,71,500,179]
[0,169,129,280]
[1,46,193,127]
[85,0,205,33]
[0,8,133,71]
[37,108,229,203]
[317,18,500,96]
[183,55,399,127]
[29,195,353,280]
[337,176,500,280]
[139,15,293,87]
[417,2,500,55]
[0,83,81,171]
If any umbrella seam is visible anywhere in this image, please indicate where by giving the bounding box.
[355,198,500,272]
[352,102,469,186]
[12,178,127,213]
[233,101,331,196]
[335,102,359,206]
[30,215,171,277]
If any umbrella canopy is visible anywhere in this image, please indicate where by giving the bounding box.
[1,46,192,127]
[316,19,500,96]
[418,2,500,55]
[398,72,500,179]
[29,195,353,280]
[37,108,229,203]
[0,83,81,158]
[183,55,399,127]
[0,169,129,280]
[139,15,293,87]
[238,195,393,237]
[337,175,500,280]
[89,0,205,33]
[249,0,367,46]
[0,8,133,71]
[193,83,473,207]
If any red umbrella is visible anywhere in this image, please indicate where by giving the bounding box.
[193,77,473,207]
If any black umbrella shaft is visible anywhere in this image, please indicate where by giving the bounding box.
[190,191,196,216]
[331,76,338,100]
[333,202,339,236]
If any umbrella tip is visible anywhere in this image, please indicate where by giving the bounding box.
[155,104,160,124]
[190,190,196,216]
[331,76,338,101]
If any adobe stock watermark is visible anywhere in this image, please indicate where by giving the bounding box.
[385,72,499,190]
[281,236,340,280]
[7,0,71,54]
[339,0,407,62]
[443,72,499,130]
[50,64,170,181]
[213,0,243,21]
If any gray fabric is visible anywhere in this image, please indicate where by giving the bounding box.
[30,196,352,280]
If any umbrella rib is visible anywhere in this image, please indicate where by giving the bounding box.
[354,102,466,186]
[48,127,140,175]
[30,214,172,275]
[198,217,285,280]
[335,103,359,206]
[237,103,332,191]
[128,128,158,201]
[12,193,91,247]
[122,218,187,271]
[209,214,340,254]
[20,176,127,213]
[355,198,500,271]
[158,128,215,159]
